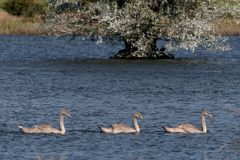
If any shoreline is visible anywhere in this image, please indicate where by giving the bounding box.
[0,11,239,36]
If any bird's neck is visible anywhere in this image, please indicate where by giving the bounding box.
[133,117,140,132]
[201,115,207,133]
[59,114,65,134]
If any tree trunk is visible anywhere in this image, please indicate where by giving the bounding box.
[111,38,175,59]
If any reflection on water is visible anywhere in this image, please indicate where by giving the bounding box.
[212,139,240,160]
[222,139,240,154]
[0,35,240,159]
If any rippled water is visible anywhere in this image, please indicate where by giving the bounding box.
[0,35,240,159]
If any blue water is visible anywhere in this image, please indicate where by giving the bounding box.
[0,35,240,159]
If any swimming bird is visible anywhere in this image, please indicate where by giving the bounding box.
[18,108,70,134]
[99,112,143,134]
[162,110,212,134]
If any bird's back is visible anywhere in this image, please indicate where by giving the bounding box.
[176,124,202,133]
[18,124,61,134]
[112,123,136,133]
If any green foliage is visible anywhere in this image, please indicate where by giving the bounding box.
[3,0,48,17]
[0,0,7,11]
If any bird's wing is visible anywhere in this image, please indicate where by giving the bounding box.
[177,123,201,133]
[112,123,132,130]
[35,124,55,130]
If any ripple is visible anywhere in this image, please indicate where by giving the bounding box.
[0,35,240,159]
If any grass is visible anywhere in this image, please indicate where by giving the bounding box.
[0,12,42,35]
[1,1,40,35]
[215,19,240,36]
[0,0,7,11]
[0,0,44,35]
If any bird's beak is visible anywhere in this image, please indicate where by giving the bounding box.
[67,113,71,117]
[140,115,144,120]
[208,113,213,118]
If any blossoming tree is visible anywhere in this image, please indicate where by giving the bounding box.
[44,0,239,59]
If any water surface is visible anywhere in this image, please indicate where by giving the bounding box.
[0,35,240,159]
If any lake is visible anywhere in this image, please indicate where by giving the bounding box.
[0,35,239,159]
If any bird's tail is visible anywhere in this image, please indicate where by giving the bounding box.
[17,125,23,129]
[98,126,103,132]
[98,126,112,133]
[161,125,167,131]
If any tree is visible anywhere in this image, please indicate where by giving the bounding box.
[3,0,47,17]
[44,0,239,59]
